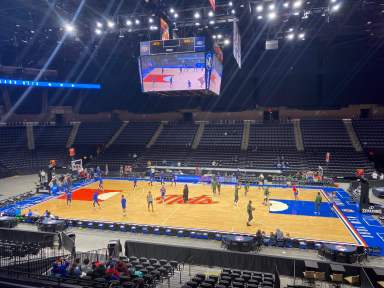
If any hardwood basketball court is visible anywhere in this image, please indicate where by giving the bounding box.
[24,179,357,244]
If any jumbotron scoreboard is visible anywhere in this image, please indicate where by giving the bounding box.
[140,37,205,55]
[138,37,223,96]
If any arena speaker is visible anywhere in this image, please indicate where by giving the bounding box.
[359,178,370,212]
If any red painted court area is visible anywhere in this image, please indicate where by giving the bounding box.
[58,188,122,202]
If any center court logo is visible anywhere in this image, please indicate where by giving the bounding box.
[155,195,218,205]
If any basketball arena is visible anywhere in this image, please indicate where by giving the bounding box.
[0,1,384,288]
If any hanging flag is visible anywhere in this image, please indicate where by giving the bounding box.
[209,0,216,11]
[233,21,242,68]
[160,18,170,40]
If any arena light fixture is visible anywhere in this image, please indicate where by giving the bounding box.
[286,33,295,40]
[135,19,140,25]
[64,23,75,33]
[293,0,303,9]
[96,21,103,28]
[195,22,200,26]
[95,28,102,35]
[107,20,115,28]
[267,11,277,20]
[148,18,154,23]
[209,20,215,25]
[257,15,263,20]
[194,12,201,19]
[212,35,217,39]
[208,11,214,17]
[170,8,175,13]
[298,32,305,40]
[224,39,230,45]
[283,2,290,8]
[256,5,263,12]
[269,3,275,11]
[217,34,223,39]
[231,9,236,14]
[174,13,178,18]
[331,3,341,12]
[126,20,132,26]
[229,1,233,7]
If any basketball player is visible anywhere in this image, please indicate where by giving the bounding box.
[133,177,137,189]
[263,186,270,206]
[234,184,239,207]
[244,181,250,197]
[160,185,166,205]
[147,191,154,212]
[66,189,72,207]
[93,190,101,208]
[314,192,322,215]
[293,184,299,200]
[211,178,217,195]
[98,177,104,192]
[173,174,177,187]
[246,200,255,226]
[217,179,221,196]
[121,195,127,216]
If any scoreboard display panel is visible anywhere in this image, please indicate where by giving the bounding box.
[139,52,207,93]
[208,53,223,95]
[140,37,205,56]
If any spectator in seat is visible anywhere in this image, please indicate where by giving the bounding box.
[80,258,92,275]
[276,228,284,240]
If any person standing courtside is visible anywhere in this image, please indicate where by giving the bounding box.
[183,184,189,203]
[147,191,154,212]
[211,177,217,196]
[234,183,239,207]
[246,200,255,226]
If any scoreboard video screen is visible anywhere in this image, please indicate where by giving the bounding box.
[208,53,223,95]
[138,37,222,95]
[140,37,205,56]
[139,52,207,92]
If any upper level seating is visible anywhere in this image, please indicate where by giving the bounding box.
[75,122,120,145]
[199,123,243,147]
[155,122,197,146]
[249,122,296,148]
[34,125,71,146]
[0,126,27,148]
[114,122,159,146]
[353,119,384,149]
[301,120,352,148]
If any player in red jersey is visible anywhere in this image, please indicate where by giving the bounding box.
[293,184,299,200]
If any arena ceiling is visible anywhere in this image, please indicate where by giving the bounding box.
[0,0,384,114]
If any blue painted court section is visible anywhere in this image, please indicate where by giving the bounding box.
[322,187,384,255]
[269,199,337,218]
[0,179,94,216]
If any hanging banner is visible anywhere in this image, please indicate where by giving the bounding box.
[160,18,170,40]
[209,0,216,11]
[233,21,242,68]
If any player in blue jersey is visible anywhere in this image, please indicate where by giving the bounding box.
[93,190,101,208]
[121,195,127,216]
[66,189,72,207]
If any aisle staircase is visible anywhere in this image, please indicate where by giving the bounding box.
[343,119,362,152]
[146,122,165,148]
[192,121,206,150]
[105,121,129,149]
[66,122,81,148]
[26,123,35,150]
[292,119,304,151]
[241,121,251,151]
